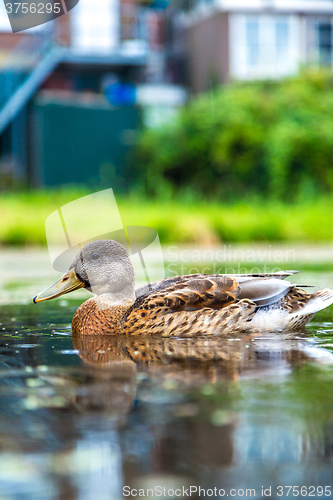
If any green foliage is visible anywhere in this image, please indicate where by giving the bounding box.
[133,69,333,199]
[1,188,333,245]
[0,187,91,246]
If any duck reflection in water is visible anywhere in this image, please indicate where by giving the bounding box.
[69,331,333,495]
[71,331,324,404]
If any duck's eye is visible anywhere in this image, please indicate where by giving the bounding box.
[91,253,100,260]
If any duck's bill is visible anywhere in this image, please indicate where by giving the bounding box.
[33,268,85,303]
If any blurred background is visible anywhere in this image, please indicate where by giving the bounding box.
[1,0,333,244]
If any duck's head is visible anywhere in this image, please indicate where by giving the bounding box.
[33,240,136,304]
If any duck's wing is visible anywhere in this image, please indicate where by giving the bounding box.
[133,275,240,312]
[124,275,252,335]
[232,270,299,279]
[131,273,297,315]
[135,270,299,299]
[237,277,295,306]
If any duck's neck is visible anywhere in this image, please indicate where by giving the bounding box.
[72,294,135,335]
[97,289,136,305]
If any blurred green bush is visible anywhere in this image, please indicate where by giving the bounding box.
[132,69,333,200]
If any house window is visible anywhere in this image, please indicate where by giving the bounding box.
[317,22,333,65]
[71,0,119,54]
[230,14,300,80]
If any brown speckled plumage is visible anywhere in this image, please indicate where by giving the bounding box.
[70,275,256,335]
[275,288,318,312]
[72,297,131,335]
[121,275,256,336]
[34,240,333,335]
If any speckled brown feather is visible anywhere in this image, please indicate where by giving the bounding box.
[122,276,255,335]
[122,299,256,336]
[72,297,131,335]
[71,275,258,335]
[122,276,241,337]
[275,288,318,312]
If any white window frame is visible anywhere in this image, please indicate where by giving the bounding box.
[229,13,302,80]
[70,0,120,54]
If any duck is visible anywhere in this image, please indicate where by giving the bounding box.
[33,239,333,335]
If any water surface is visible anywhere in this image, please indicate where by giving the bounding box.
[1,248,333,499]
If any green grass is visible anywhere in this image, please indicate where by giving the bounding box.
[0,188,333,245]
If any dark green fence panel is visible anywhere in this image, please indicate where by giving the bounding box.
[33,95,140,188]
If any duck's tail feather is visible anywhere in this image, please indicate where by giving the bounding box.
[298,288,333,314]
[287,288,333,329]
[249,288,333,331]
